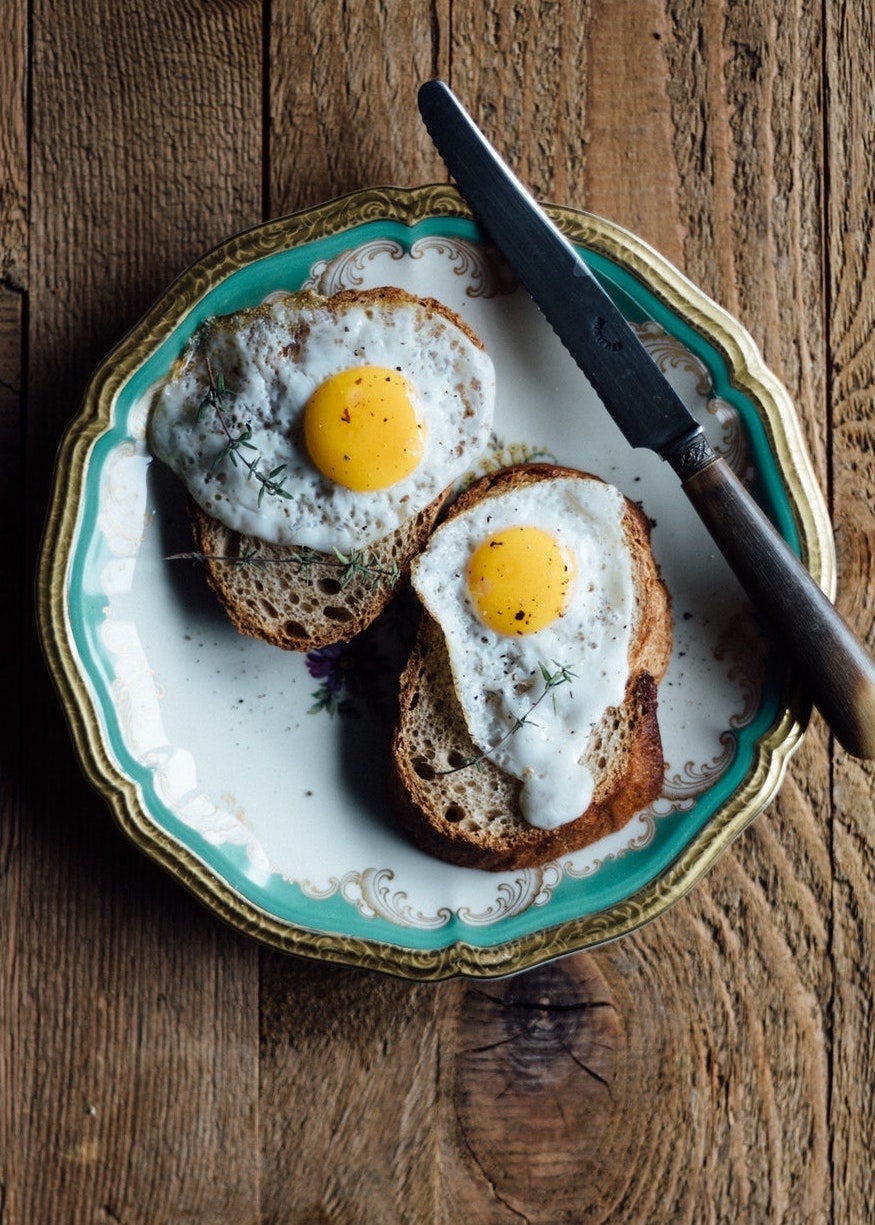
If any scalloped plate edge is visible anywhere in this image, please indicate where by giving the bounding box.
[36,185,828,979]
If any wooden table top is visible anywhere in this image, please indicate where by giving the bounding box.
[6,1,875,1220]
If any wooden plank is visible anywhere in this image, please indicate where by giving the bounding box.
[452,4,830,1220]
[268,0,451,215]
[0,0,28,1217]
[19,1,264,1219]
[262,2,833,1222]
[824,2,875,1222]
[259,955,468,1222]
[261,7,457,1222]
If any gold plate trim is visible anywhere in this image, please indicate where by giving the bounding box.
[36,185,828,979]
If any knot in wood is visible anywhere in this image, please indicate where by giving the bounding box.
[459,955,619,1095]
[453,956,622,1208]
[501,979,583,1071]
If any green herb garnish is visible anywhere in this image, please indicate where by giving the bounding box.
[199,359,292,505]
[435,660,577,776]
[167,546,401,590]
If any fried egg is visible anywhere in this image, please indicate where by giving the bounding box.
[411,476,635,829]
[147,290,495,553]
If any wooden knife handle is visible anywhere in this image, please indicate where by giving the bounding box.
[681,456,875,758]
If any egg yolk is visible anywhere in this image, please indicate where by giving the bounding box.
[303,366,425,492]
[466,525,576,635]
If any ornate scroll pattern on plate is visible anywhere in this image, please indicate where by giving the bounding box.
[302,235,515,299]
[634,320,713,397]
[315,869,454,929]
[292,866,570,928]
[457,866,565,924]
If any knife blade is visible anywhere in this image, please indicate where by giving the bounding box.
[418,77,875,759]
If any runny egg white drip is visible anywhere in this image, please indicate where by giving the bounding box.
[147,294,496,552]
[411,478,635,830]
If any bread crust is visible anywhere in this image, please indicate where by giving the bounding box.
[189,487,449,652]
[390,463,672,870]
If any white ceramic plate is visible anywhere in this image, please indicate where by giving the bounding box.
[37,186,832,978]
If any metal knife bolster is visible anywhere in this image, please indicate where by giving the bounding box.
[661,427,718,479]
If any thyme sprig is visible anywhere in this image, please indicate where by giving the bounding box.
[331,548,402,591]
[166,545,401,590]
[199,359,293,505]
[436,660,577,776]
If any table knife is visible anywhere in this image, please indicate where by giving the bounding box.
[418,77,875,759]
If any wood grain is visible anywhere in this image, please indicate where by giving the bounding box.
[1,0,28,1218]
[825,3,875,1225]
[17,1,265,1220]
[7,0,875,1220]
[269,0,450,216]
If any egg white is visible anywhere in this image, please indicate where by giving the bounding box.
[147,293,495,552]
[411,477,636,829]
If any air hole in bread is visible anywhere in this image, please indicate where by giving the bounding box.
[324,606,354,623]
[317,577,342,595]
[444,804,465,824]
[283,620,308,639]
[412,757,435,781]
[447,750,469,769]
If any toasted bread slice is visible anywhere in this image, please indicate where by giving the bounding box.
[188,489,448,652]
[390,464,672,871]
[148,285,495,651]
